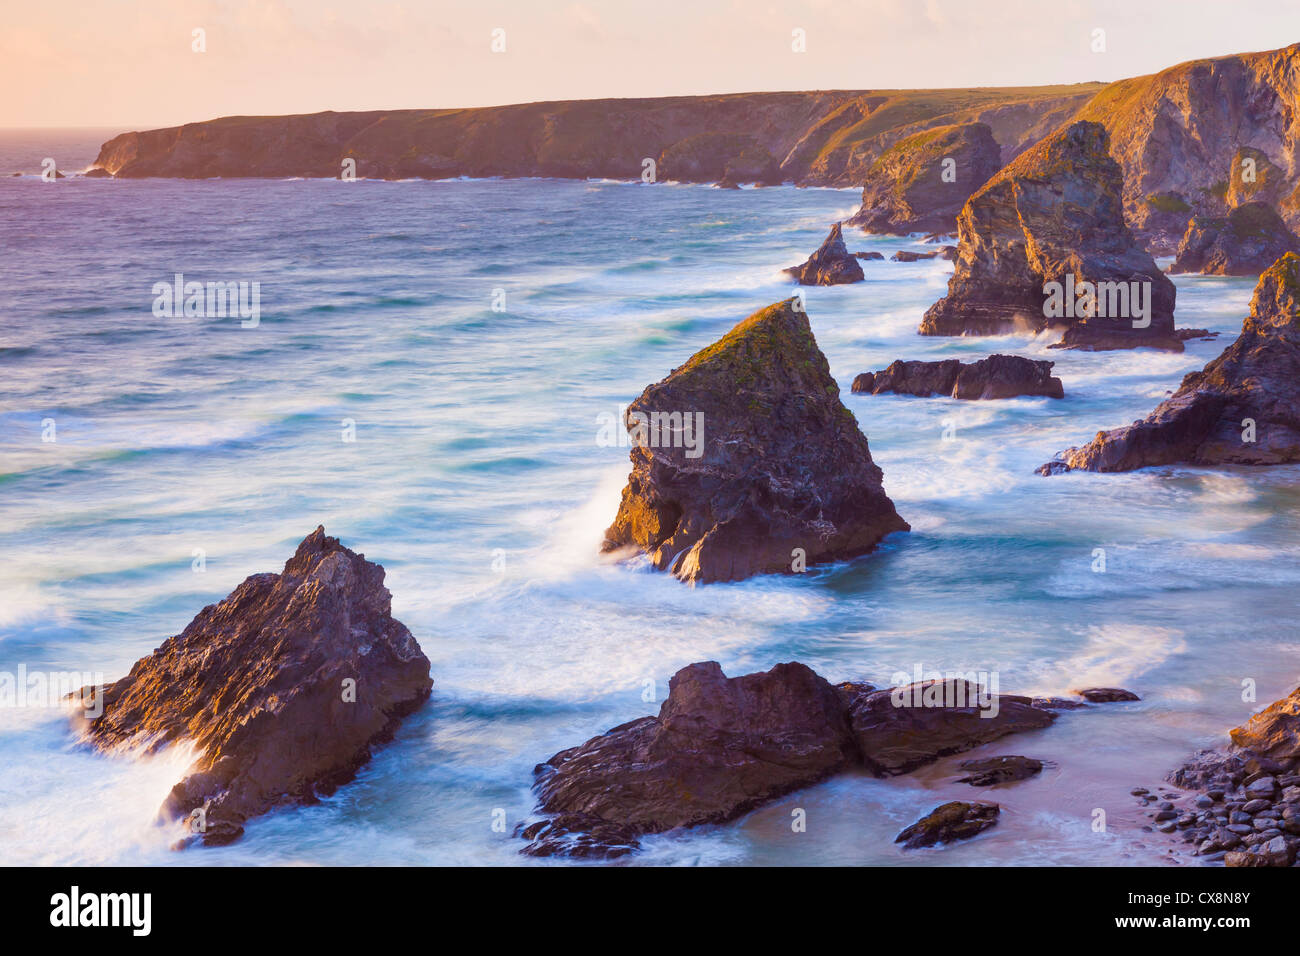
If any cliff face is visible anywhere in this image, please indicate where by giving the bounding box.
[1070,43,1300,251]
[90,85,1101,185]
[919,121,1181,351]
[847,122,1001,235]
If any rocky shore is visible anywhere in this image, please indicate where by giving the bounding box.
[72,527,433,846]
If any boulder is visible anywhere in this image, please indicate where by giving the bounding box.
[602,298,908,583]
[852,354,1063,400]
[891,249,939,262]
[521,661,857,857]
[956,755,1043,786]
[895,801,1000,848]
[843,680,1056,776]
[1170,201,1300,276]
[919,121,1182,352]
[1037,253,1300,473]
[848,122,1002,235]
[83,167,113,179]
[1074,687,1141,703]
[784,222,865,285]
[1230,686,1300,765]
[72,527,433,846]
[854,250,885,260]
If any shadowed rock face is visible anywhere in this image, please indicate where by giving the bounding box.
[522,661,856,856]
[920,121,1182,352]
[852,354,1063,400]
[73,527,433,846]
[896,801,999,848]
[602,298,908,584]
[1037,253,1300,474]
[848,122,1002,235]
[784,223,865,285]
[1170,202,1300,276]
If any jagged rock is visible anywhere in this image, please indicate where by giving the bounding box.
[601,298,908,583]
[1037,253,1300,473]
[920,121,1182,351]
[1170,202,1300,275]
[956,756,1044,786]
[854,250,885,260]
[521,661,856,857]
[852,354,1063,400]
[784,223,865,285]
[1231,685,1300,764]
[71,527,433,847]
[842,680,1055,776]
[1074,687,1141,703]
[83,167,113,178]
[891,250,939,262]
[896,801,1000,848]
[848,122,1002,235]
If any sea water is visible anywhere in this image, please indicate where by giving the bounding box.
[0,130,1295,866]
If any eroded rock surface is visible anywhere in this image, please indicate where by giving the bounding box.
[1170,201,1300,276]
[784,222,865,285]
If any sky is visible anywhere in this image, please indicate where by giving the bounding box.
[4,0,1299,129]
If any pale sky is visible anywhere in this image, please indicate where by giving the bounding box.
[5,0,1299,129]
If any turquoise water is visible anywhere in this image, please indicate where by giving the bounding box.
[1,132,1297,866]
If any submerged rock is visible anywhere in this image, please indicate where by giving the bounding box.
[956,755,1043,786]
[919,121,1182,351]
[784,222,865,285]
[521,661,856,857]
[896,801,1000,849]
[843,680,1056,776]
[1170,201,1300,276]
[848,122,1002,235]
[72,527,433,846]
[1036,253,1300,473]
[601,297,908,583]
[851,354,1063,400]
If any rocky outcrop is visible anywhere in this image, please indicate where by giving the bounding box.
[843,680,1055,776]
[91,85,1101,185]
[71,527,433,846]
[602,298,908,584]
[920,121,1182,351]
[1170,202,1300,275]
[890,249,939,262]
[521,661,856,857]
[1231,687,1300,765]
[854,250,885,261]
[1037,253,1300,474]
[852,354,1063,400]
[1074,687,1140,703]
[848,122,1002,235]
[784,223,864,285]
[895,801,1000,848]
[521,665,1062,857]
[956,755,1043,786]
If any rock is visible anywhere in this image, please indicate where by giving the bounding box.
[938,245,959,262]
[516,813,641,859]
[843,680,1055,776]
[1245,776,1279,796]
[891,249,939,262]
[1074,687,1141,703]
[83,167,113,178]
[1170,202,1300,276]
[919,121,1182,352]
[601,298,908,583]
[784,222,865,285]
[1032,696,1089,711]
[848,122,1002,235]
[522,661,857,856]
[955,755,1043,786]
[895,801,1000,849]
[854,250,885,260]
[851,354,1063,400]
[1226,835,1294,866]
[1231,685,1300,764]
[1036,254,1300,473]
[71,527,433,846]
[657,131,781,185]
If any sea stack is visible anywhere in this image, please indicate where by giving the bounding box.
[72,527,433,846]
[601,298,908,583]
[848,122,1002,235]
[1170,201,1300,276]
[919,121,1182,351]
[1037,253,1300,474]
[784,222,865,285]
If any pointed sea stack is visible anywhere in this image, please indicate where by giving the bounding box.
[73,527,433,846]
[784,222,865,285]
[1038,253,1300,473]
[847,122,1002,235]
[920,121,1181,351]
[602,298,907,583]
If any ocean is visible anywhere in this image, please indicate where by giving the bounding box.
[1,129,1295,866]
